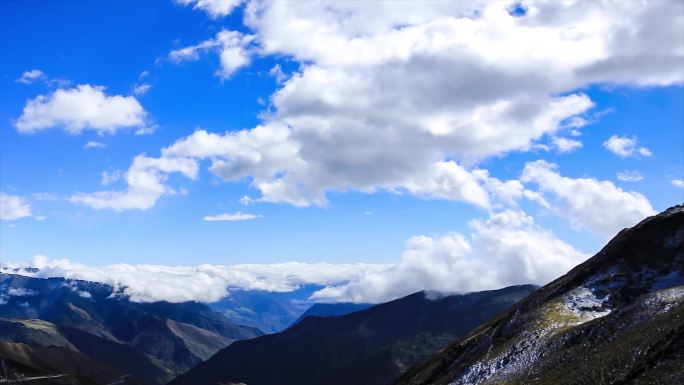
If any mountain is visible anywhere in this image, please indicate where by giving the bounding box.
[209,284,324,333]
[395,205,684,385]
[290,302,373,327]
[0,274,263,384]
[168,284,537,385]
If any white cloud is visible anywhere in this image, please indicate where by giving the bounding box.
[84,141,106,149]
[552,137,583,154]
[1,255,388,303]
[133,83,152,95]
[176,0,243,18]
[313,210,587,303]
[16,69,46,84]
[0,193,31,220]
[203,212,262,221]
[34,215,47,221]
[169,30,253,79]
[151,0,683,208]
[70,155,198,211]
[522,160,655,237]
[8,287,38,296]
[672,179,684,189]
[617,170,644,182]
[15,84,148,135]
[603,135,653,158]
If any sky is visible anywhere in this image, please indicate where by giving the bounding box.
[0,0,683,303]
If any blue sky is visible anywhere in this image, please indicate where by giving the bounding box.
[0,0,683,302]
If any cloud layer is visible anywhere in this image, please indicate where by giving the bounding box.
[2,208,589,304]
[2,255,388,303]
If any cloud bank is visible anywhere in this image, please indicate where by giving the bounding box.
[313,210,587,303]
[2,256,388,303]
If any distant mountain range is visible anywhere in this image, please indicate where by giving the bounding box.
[209,284,325,333]
[1,206,681,385]
[0,274,262,384]
[395,205,684,385]
[168,284,537,385]
[290,302,374,327]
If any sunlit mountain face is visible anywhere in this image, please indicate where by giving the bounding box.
[0,1,683,384]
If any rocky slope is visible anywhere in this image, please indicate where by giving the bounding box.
[395,205,684,385]
[169,285,537,385]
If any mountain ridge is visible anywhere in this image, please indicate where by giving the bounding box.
[168,284,538,385]
[394,205,684,385]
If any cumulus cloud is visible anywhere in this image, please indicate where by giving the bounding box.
[203,212,262,221]
[522,160,656,237]
[673,179,684,189]
[70,155,198,211]
[617,170,644,182]
[84,141,106,149]
[1,255,388,303]
[15,84,148,135]
[0,193,31,220]
[149,0,682,208]
[603,135,653,158]
[176,0,243,18]
[313,210,587,303]
[169,30,254,79]
[16,69,46,84]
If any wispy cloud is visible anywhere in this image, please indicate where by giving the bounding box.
[617,170,644,182]
[84,141,107,149]
[203,212,262,221]
[16,69,46,84]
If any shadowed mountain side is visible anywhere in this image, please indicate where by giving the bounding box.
[169,284,537,385]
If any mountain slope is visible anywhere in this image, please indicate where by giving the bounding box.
[0,340,142,385]
[169,284,537,385]
[395,205,684,385]
[0,274,263,384]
